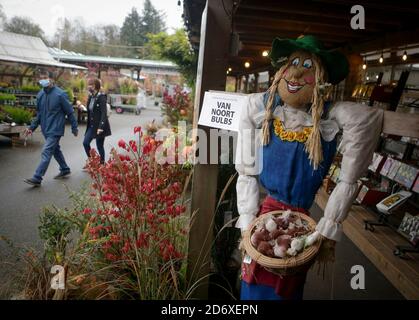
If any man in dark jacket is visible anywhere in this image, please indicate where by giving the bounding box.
[24,70,78,186]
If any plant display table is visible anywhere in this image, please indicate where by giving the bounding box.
[0,124,27,147]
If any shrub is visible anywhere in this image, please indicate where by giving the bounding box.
[0,93,16,102]
[20,85,40,93]
[1,106,33,125]
[161,86,193,124]
[64,88,74,103]
[2,128,196,300]
[118,78,138,95]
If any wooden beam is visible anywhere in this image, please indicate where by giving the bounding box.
[347,28,419,53]
[238,33,346,49]
[235,9,383,33]
[315,0,419,15]
[186,0,232,299]
[239,1,403,26]
[235,24,364,43]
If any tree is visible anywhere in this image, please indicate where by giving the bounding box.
[120,2,166,57]
[52,18,127,57]
[145,29,197,87]
[141,0,166,35]
[120,7,143,50]
[4,16,45,40]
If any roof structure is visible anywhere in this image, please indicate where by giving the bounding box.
[183,0,419,76]
[49,47,179,71]
[0,31,86,70]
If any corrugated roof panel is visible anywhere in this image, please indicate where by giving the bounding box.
[48,47,179,69]
[0,31,86,69]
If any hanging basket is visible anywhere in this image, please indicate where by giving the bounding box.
[243,210,322,276]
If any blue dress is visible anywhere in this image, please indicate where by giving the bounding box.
[260,114,337,209]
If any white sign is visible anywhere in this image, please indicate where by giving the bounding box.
[198,91,248,132]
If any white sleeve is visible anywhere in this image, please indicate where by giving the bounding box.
[316,102,384,241]
[235,93,265,231]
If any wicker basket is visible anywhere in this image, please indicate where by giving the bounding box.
[243,210,322,276]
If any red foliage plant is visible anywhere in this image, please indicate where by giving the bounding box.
[84,126,189,265]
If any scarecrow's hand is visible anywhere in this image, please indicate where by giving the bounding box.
[319,235,336,262]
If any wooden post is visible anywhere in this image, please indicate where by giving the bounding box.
[244,74,249,93]
[187,0,232,299]
[254,72,259,92]
[137,67,142,81]
[343,53,363,100]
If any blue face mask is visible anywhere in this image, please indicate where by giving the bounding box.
[39,79,50,88]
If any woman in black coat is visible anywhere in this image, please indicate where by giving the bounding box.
[83,78,111,164]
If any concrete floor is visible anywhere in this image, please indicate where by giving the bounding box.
[0,101,405,299]
[304,204,404,300]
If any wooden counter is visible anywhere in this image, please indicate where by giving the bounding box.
[315,186,419,300]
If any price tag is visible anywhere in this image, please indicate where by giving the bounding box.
[243,254,252,265]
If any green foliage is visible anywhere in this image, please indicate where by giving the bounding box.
[118,78,138,95]
[120,2,166,57]
[121,8,144,49]
[70,77,87,103]
[141,0,166,35]
[4,16,45,40]
[1,106,33,125]
[64,88,74,103]
[145,29,197,87]
[0,93,16,102]
[0,110,6,122]
[20,84,40,93]
[38,206,74,263]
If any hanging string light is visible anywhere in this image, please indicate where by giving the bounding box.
[402,50,408,61]
[379,52,384,63]
[362,57,367,70]
[262,50,269,57]
[244,61,250,68]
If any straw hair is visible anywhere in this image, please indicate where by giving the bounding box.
[261,53,329,170]
[261,63,289,146]
[305,55,326,170]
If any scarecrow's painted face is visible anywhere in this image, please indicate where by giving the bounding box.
[278,50,316,108]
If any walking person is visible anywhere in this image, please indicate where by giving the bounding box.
[24,70,78,187]
[83,78,111,166]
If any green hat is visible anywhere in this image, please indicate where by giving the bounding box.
[269,35,349,85]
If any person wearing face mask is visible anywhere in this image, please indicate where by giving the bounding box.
[82,78,111,166]
[23,70,79,187]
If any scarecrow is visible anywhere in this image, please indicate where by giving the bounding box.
[235,35,384,300]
